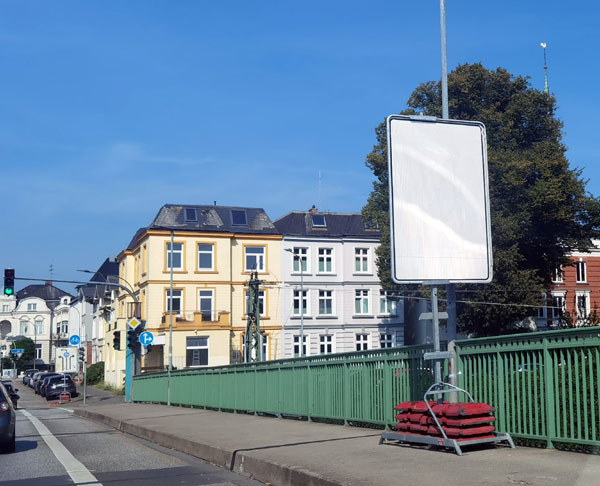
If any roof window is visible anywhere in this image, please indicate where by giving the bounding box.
[311,214,326,228]
[184,208,198,222]
[231,210,248,226]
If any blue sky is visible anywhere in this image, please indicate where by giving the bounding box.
[1,1,598,293]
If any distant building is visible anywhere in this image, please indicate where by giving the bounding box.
[0,281,74,371]
[274,208,404,357]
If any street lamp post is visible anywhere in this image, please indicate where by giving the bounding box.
[285,248,304,357]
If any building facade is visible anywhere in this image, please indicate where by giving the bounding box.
[104,204,283,386]
[274,210,404,357]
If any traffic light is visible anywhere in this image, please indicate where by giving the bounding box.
[113,331,121,350]
[4,269,15,296]
[127,329,138,350]
[78,347,85,362]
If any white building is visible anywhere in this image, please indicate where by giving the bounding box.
[274,209,404,357]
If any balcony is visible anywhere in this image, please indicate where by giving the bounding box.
[159,311,230,329]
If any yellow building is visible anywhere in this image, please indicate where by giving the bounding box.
[104,205,282,386]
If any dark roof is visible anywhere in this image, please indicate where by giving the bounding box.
[148,204,279,235]
[78,258,119,301]
[274,211,381,239]
[16,282,73,305]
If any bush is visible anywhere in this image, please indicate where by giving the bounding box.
[86,362,104,385]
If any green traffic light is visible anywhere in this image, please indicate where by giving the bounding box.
[4,287,13,296]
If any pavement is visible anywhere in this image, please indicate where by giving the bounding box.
[47,388,600,486]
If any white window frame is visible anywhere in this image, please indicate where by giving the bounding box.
[2,304,8,312]
[167,242,183,270]
[317,248,334,274]
[380,333,394,349]
[20,320,28,335]
[575,291,591,320]
[27,303,37,311]
[166,289,183,315]
[293,335,308,357]
[186,336,209,367]
[291,247,308,274]
[534,293,547,319]
[245,289,266,317]
[293,289,308,316]
[551,292,566,322]
[318,289,334,316]
[354,248,370,273]
[34,320,43,336]
[35,343,42,360]
[197,243,214,271]
[356,333,369,351]
[245,246,266,272]
[552,266,563,283]
[379,290,398,316]
[198,289,214,321]
[576,260,587,283]
[319,334,334,354]
[354,289,370,315]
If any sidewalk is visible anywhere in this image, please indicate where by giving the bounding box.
[66,399,600,486]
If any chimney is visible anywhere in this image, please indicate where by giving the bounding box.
[308,205,318,214]
[45,280,52,286]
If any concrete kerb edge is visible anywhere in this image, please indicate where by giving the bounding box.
[73,408,342,486]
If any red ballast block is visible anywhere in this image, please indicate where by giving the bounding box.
[394,422,411,432]
[395,413,411,422]
[443,425,496,437]
[432,402,494,417]
[411,401,439,413]
[394,401,419,411]
[444,415,496,427]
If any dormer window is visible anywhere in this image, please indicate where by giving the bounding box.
[184,208,198,222]
[231,210,247,226]
[311,214,326,228]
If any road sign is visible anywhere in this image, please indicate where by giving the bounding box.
[387,115,492,283]
[69,335,81,346]
[128,317,142,330]
[63,351,70,358]
[139,331,154,346]
[10,349,24,354]
[16,353,23,359]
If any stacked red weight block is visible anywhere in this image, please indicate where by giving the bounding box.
[394,401,496,441]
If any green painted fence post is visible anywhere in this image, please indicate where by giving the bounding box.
[543,337,555,449]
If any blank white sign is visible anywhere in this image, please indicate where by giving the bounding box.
[387,116,492,283]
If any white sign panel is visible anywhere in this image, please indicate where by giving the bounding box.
[387,115,492,283]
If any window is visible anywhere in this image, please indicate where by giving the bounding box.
[245,289,265,316]
[355,248,369,273]
[293,290,307,316]
[35,343,42,360]
[56,321,68,335]
[20,320,28,335]
[576,261,587,283]
[356,333,369,351]
[185,208,197,222]
[380,333,394,348]
[379,291,398,315]
[186,337,208,367]
[576,292,590,319]
[198,290,214,321]
[231,210,247,225]
[241,333,269,361]
[166,242,183,270]
[291,247,308,273]
[166,289,183,314]
[245,246,265,272]
[34,320,43,336]
[27,303,37,311]
[318,248,333,273]
[197,243,214,271]
[552,294,565,319]
[318,290,333,315]
[355,290,370,315]
[311,214,326,228]
[320,335,333,354]
[293,335,307,357]
[2,304,8,312]
[553,267,563,283]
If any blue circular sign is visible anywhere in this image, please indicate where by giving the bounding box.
[69,335,81,346]
[63,351,70,358]
[139,331,154,346]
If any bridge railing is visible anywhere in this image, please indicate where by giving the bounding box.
[132,344,437,426]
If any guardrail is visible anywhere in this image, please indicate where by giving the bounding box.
[133,344,437,426]
[455,326,600,449]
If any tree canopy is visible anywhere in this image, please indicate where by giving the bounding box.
[363,63,600,336]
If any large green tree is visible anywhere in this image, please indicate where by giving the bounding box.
[363,63,600,336]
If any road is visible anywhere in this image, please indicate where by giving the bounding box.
[1,380,264,486]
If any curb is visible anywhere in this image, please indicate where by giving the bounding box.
[73,409,342,486]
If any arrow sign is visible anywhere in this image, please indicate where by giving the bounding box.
[139,331,154,346]
[69,335,81,346]
[63,351,70,358]
[10,349,24,354]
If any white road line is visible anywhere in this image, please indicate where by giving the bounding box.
[21,409,103,486]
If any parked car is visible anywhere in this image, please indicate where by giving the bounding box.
[23,369,39,385]
[0,382,16,453]
[33,372,59,394]
[45,375,77,401]
[0,381,19,409]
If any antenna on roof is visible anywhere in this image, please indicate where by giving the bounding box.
[540,42,549,94]
[49,264,54,280]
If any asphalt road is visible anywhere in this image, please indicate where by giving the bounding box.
[1,380,265,486]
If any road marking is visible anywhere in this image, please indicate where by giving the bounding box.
[21,409,103,486]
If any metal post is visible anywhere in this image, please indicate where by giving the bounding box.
[431,287,442,386]
[300,254,304,357]
[168,230,174,406]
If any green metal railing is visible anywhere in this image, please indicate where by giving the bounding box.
[455,327,600,449]
[133,345,437,426]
